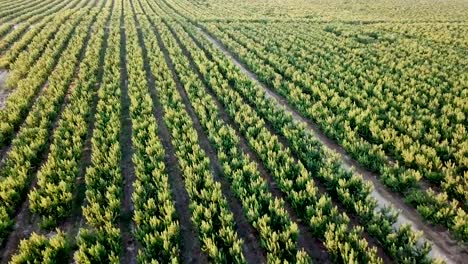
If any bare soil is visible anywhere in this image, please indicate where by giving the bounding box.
[118,5,137,264]
[0,70,9,110]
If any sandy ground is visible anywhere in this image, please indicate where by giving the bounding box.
[0,70,11,110]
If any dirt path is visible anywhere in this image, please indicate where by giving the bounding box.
[197,27,467,264]
[0,70,9,110]
[118,3,137,263]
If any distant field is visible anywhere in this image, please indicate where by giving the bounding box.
[0,0,466,263]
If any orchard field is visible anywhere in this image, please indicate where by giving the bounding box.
[0,0,467,263]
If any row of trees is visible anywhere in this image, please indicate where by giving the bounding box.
[0,0,28,10]
[0,0,85,54]
[124,7,181,263]
[196,22,438,261]
[0,11,97,244]
[9,230,69,264]
[234,21,467,209]
[171,17,385,263]
[143,13,246,263]
[74,1,122,262]
[222,23,441,184]
[146,6,310,261]
[377,23,468,50]
[0,0,56,25]
[0,0,93,55]
[6,12,85,87]
[205,22,468,242]
[248,22,466,186]
[0,23,13,39]
[0,10,87,149]
[0,9,76,68]
[292,22,468,240]
[28,1,109,228]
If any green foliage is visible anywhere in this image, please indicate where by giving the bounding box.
[187,18,441,260]
[74,2,123,262]
[1,0,465,262]
[124,7,180,262]
[0,9,101,242]
[133,3,245,262]
[202,20,467,243]
[29,4,111,226]
[10,230,69,264]
[143,8,309,260]
[165,16,386,262]
[0,10,90,147]
[75,227,120,264]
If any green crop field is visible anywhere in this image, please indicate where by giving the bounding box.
[0,0,466,263]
